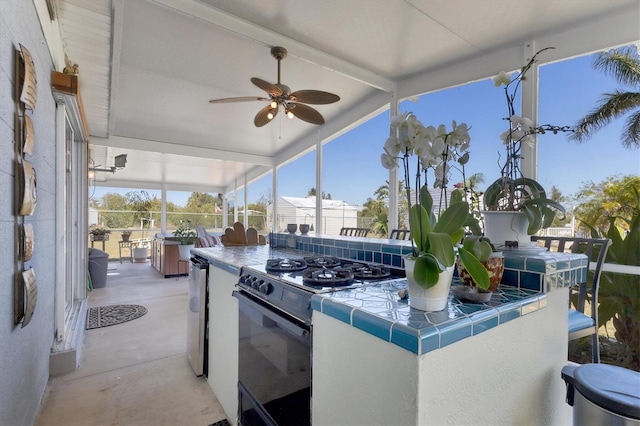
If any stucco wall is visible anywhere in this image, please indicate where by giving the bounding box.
[312,290,572,425]
[0,1,57,424]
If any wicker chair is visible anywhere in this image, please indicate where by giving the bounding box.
[531,236,611,363]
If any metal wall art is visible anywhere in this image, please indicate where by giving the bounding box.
[23,115,35,155]
[14,44,38,326]
[18,160,37,216]
[21,269,37,328]
[21,224,34,261]
[19,44,37,110]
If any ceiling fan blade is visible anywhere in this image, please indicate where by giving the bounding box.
[254,103,279,127]
[209,96,269,103]
[251,77,283,97]
[289,90,340,105]
[289,103,325,125]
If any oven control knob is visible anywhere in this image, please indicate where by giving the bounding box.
[259,282,273,295]
[251,279,260,290]
[239,275,249,284]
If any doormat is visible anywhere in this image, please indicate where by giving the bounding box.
[86,304,148,330]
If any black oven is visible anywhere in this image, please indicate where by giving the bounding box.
[232,256,404,426]
[234,290,311,426]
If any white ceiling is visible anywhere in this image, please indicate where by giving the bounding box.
[57,0,640,195]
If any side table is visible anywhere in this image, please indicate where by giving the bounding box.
[118,241,133,264]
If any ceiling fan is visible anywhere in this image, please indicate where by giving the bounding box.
[209,46,340,127]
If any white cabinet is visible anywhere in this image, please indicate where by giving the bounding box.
[207,264,239,425]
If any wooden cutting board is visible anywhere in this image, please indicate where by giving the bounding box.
[234,222,248,244]
[246,227,258,244]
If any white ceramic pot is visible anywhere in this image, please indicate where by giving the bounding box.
[482,211,534,249]
[132,247,148,263]
[178,244,195,259]
[404,256,455,311]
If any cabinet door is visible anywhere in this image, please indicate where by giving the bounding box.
[163,245,181,276]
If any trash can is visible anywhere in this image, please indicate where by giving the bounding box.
[562,364,640,425]
[88,248,109,289]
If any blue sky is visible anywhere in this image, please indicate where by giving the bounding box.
[91,47,639,208]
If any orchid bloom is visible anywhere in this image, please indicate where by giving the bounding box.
[493,71,512,87]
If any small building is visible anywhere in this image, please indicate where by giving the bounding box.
[267,196,360,235]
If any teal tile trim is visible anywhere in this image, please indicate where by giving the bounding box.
[436,317,473,347]
[319,298,353,324]
[352,309,392,341]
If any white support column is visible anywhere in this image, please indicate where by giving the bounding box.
[233,190,238,223]
[388,90,399,235]
[244,174,248,229]
[272,166,278,233]
[520,41,539,180]
[161,184,167,234]
[315,131,323,235]
[222,195,228,229]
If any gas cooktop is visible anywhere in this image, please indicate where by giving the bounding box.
[247,255,402,294]
[237,255,405,325]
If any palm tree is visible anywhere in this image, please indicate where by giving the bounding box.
[570,46,640,149]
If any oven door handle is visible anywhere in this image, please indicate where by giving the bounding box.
[233,290,309,338]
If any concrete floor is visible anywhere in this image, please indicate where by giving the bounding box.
[35,261,228,426]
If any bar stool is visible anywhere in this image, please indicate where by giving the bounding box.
[118,241,133,264]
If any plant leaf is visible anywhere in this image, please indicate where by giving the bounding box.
[458,247,490,290]
[413,254,440,289]
[432,201,469,234]
[523,204,542,234]
[427,232,455,267]
[450,188,464,204]
[483,178,506,210]
[540,205,556,228]
[420,185,434,213]
[410,204,430,251]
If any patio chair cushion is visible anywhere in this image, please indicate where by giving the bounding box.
[568,308,595,334]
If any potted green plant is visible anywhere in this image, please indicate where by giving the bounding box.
[381,113,490,310]
[456,235,505,292]
[173,220,197,259]
[483,47,573,248]
[89,224,111,241]
[121,230,132,242]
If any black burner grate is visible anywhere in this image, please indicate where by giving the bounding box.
[303,256,341,268]
[302,267,354,286]
[342,262,391,280]
[265,258,307,272]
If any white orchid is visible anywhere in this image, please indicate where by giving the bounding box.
[380,112,473,209]
[493,71,512,87]
[383,136,401,157]
[485,47,572,236]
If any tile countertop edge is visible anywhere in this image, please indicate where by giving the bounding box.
[311,284,548,355]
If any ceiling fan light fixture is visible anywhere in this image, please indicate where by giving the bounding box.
[209,46,340,127]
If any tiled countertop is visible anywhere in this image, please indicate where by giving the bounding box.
[311,278,546,355]
[193,240,586,356]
